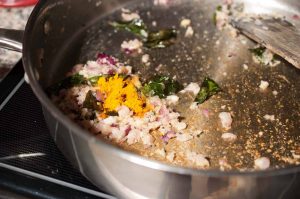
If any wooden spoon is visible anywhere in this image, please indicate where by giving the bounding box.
[231,17,300,69]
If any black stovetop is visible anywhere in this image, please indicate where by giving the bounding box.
[0,61,115,199]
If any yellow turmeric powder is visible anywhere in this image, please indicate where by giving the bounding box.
[97,74,151,116]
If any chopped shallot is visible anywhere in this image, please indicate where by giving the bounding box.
[263,114,275,121]
[121,9,140,22]
[166,152,175,161]
[242,64,249,70]
[221,132,237,142]
[185,26,194,37]
[117,106,132,118]
[127,129,140,145]
[172,122,187,131]
[259,80,269,90]
[162,131,176,143]
[97,53,117,66]
[155,148,166,157]
[111,128,126,141]
[254,157,270,170]
[272,90,278,96]
[176,133,193,142]
[186,151,210,168]
[224,0,233,5]
[141,132,154,147]
[180,82,200,95]
[189,102,198,110]
[219,112,232,130]
[202,109,210,118]
[292,14,300,20]
[166,95,179,105]
[102,116,117,125]
[121,39,143,55]
[141,54,150,63]
[180,19,191,28]
[219,158,232,171]
[153,0,170,6]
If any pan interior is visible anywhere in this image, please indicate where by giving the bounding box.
[48,0,300,170]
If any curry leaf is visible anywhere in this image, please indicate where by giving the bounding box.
[83,90,102,111]
[213,5,223,25]
[110,18,177,48]
[142,75,183,98]
[46,73,86,95]
[249,46,266,58]
[144,29,177,48]
[62,73,86,88]
[110,19,148,38]
[88,75,103,86]
[106,111,119,116]
[195,77,221,104]
[213,13,217,25]
[142,81,165,98]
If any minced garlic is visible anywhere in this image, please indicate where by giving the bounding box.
[97,74,151,116]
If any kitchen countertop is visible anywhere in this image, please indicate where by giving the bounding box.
[0,6,33,81]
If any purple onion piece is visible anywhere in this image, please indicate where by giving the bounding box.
[124,48,133,55]
[125,126,131,136]
[97,53,117,65]
[162,134,170,143]
[293,14,300,20]
[107,69,116,75]
[161,131,176,143]
[202,108,209,118]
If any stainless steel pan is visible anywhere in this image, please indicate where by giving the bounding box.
[0,0,300,198]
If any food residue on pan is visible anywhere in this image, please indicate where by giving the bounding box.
[121,39,143,55]
[259,80,269,90]
[254,157,270,170]
[49,0,300,171]
[249,46,281,67]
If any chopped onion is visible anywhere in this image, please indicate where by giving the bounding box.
[162,131,176,143]
[219,112,232,130]
[254,157,270,170]
[221,132,237,142]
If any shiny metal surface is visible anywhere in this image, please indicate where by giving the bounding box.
[0,28,23,52]
[6,0,300,198]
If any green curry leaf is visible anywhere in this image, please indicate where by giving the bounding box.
[144,29,177,48]
[142,75,183,98]
[110,19,148,38]
[46,73,86,95]
[213,5,223,25]
[195,77,221,104]
[83,90,102,111]
[249,46,266,59]
[110,18,177,49]
[88,75,103,86]
[106,111,119,116]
